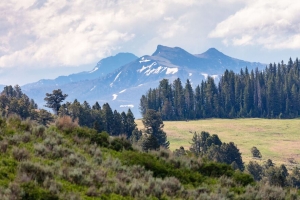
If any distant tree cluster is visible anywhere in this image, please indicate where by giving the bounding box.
[0,85,37,119]
[140,58,300,119]
[0,85,55,126]
[246,159,300,188]
[58,100,137,138]
[189,131,244,171]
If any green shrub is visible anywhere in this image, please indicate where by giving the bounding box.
[21,182,59,200]
[73,127,96,138]
[18,161,53,184]
[12,147,30,161]
[90,132,109,147]
[110,137,133,152]
[0,140,8,153]
[233,171,254,186]
[198,162,234,177]
[32,125,46,138]
[22,132,31,143]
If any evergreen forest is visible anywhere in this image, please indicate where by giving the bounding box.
[140,58,300,120]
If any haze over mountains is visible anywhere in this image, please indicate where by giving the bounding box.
[21,45,265,118]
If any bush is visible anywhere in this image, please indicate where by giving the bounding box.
[12,147,30,161]
[86,186,98,197]
[32,125,46,138]
[0,140,8,153]
[18,161,53,184]
[90,132,109,147]
[55,116,78,134]
[22,132,31,143]
[110,137,133,151]
[21,182,59,200]
[256,183,286,200]
[161,177,182,197]
[251,146,262,158]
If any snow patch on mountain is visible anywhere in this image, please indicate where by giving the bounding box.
[110,71,122,87]
[137,62,157,73]
[89,67,98,73]
[201,73,208,79]
[166,68,178,75]
[139,57,151,63]
[90,86,96,91]
[112,94,118,100]
[120,105,134,108]
[119,89,126,93]
[212,75,219,79]
[145,66,167,76]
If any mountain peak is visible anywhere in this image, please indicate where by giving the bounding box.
[152,45,188,56]
[196,47,226,59]
[204,48,224,55]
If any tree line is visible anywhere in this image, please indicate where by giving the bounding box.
[58,100,169,150]
[0,85,55,125]
[140,57,300,120]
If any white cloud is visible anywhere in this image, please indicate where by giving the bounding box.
[0,0,245,70]
[209,0,300,49]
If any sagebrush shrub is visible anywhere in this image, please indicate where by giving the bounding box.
[68,168,84,185]
[22,132,31,143]
[0,140,8,153]
[32,125,45,138]
[91,169,107,185]
[86,186,98,197]
[55,116,78,133]
[256,183,285,200]
[18,161,53,184]
[12,147,30,161]
[8,134,22,145]
[43,176,62,195]
[129,179,143,197]
[162,177,182,197]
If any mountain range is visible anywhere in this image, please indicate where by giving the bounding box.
[21,45,266,118]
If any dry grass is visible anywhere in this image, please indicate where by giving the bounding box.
[136,118,300,169]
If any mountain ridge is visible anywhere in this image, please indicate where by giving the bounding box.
[22,45,266,117]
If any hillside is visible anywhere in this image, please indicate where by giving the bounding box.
[0,116,288,199]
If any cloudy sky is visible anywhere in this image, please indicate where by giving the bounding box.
[1,0,300,85]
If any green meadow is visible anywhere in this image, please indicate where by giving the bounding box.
[136,118,300,169]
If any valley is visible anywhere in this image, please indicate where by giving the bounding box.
[136,118,300,169]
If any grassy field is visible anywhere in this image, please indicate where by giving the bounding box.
[136,118,300,169]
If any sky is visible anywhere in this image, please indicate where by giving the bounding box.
[1,0,300,85]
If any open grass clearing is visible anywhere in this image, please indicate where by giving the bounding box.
[136,118,300,169]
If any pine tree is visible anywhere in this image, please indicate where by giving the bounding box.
[102,103,114,134]
[142,109,169,150]
[126,109,136,138]
[44,89,68,115]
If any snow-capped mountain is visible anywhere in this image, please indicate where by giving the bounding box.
[22,53,137,88]
[22,45,265,118]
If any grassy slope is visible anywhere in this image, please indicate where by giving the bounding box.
[136,118,300,169]
[0,117,260,199]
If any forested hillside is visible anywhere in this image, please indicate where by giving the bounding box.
[140,58,300,120]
